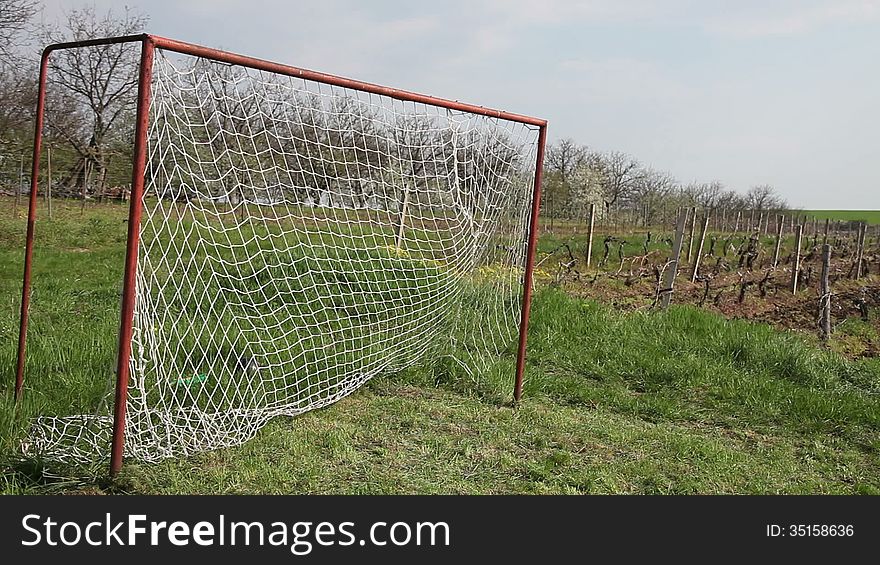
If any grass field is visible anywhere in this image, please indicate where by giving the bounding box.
[1,197,879,494]
[803,210,880,226]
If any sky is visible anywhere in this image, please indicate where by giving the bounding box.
[36,0,880,209]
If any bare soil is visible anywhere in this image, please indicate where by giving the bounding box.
[543,247,880,360]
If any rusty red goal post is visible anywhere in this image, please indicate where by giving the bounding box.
[14,34,547,476]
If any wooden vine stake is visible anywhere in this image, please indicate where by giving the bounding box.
[686,206,696,262]
[585,202,595,268]
[772,214,784,268]
[690,213,709,283]
[819,244,832,342]
[854,222,866,279]
[46,147,53,220]
[661,208,688,308]
[791,224,803,293]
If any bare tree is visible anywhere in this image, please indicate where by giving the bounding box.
[0,63,35,147]
[0,0,38,179]
[329,96,384,205]
[696,181,725,209]
[542,138,588,220]
[545,138,586,186]
[746,184,785,212]
[0,0,37,65]
[41,6,147,197]
[633,168,677,225]
[715,189,746,212]
[599,150,643,209]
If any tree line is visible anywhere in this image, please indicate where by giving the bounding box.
[152,57,527,218]
[541,138,790,228]
[1,2,790,227]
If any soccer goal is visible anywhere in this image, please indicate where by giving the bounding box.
[14,34,547,475]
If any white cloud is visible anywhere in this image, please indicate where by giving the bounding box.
[700,0,880,38]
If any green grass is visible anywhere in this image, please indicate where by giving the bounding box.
[803,210,880,226]
[0,197,521,464]
[1,197,879,494]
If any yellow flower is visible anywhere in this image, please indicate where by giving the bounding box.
[474,264,519,283]
[384,245,410,258]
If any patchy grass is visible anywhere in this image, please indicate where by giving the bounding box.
[832,318,880,359]
[1,197,878,494]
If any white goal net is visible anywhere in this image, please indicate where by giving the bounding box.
[29,47,541,464]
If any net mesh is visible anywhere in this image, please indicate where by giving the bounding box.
[28,47,540,463]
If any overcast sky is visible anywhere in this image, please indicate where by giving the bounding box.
[37,0,880,209]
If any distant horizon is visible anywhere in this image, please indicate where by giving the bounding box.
[31,0,880,209]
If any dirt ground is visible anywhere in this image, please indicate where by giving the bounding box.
[542,247,880,360]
